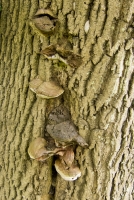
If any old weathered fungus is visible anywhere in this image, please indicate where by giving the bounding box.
[41,39,83,68]
[46,105,88,147]
[32,8,58,34]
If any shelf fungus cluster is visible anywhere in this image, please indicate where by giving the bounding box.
[29,76,64,99]
[29,9,82,68]
[40,39,83,68]
[28,7,86,182]
[28,105,88,181]
[31,8,58,35]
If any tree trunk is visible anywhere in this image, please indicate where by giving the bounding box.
[0,0,133,200]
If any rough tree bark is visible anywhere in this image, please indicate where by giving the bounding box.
[0,0,134,200]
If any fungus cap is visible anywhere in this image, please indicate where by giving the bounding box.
[55,159,81,181]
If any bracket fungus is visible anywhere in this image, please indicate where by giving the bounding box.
[32,8,58,35]
[29,76,64,99]
[28,138,81,181]
[46,105,88,147]
[47,104,71,125]
[46,120,88,147]
[54,146,81,181]
[40,39,83,68]
[60,146,74,168]
[55,159,81,181]
[28,137,68,161]
[28,137,52,161]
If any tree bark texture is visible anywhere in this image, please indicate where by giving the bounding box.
[0,0,134,200]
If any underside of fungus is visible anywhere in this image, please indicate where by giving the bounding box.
[54,146,81,181]
[55,159,81,181]
[28,138,81,181]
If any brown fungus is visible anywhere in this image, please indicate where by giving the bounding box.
[41,44,57,57]
[60,146,74,168]
[28,137,67,161]
[32,8,58,34]
[55,159,81,181]
[29,76,64,99]
[40,39,83,68]
[28,137,51,161]
[29,76,43,93]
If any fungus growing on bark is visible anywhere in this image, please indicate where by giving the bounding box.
[46,105,88,147]
[60,146,74,168]
[32,8,58,34]
[47,104,71,125]
[40,38,83,68]
[28,137,51,161]
[29,76,64,99]
[29,76,43,93]
[55,159,81,181]
[46,120,88,147]
[28,137,67,161]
